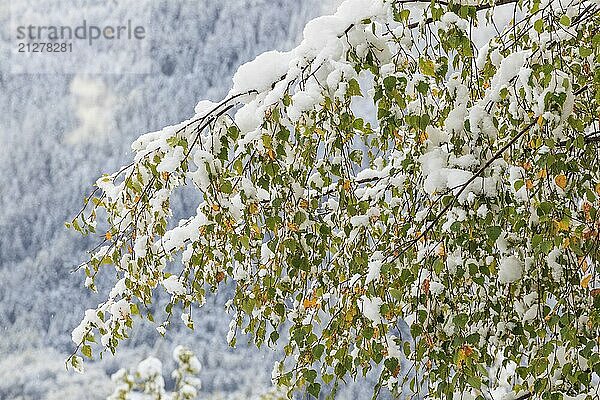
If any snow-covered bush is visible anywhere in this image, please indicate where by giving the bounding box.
[69,0,600,398]
[108,345,201,400]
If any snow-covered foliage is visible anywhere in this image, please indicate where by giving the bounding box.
[69,0,600,398]
[107,345,297,400]
[108,345,201,400]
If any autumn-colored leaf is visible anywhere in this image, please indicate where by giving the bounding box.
[537,168,547,179]
[303,297,317,309]
[345,307,356,323]
[579,257,589,273]
[462,345,474,357]
[437,244,446,257]
[581,274,592,289]
[555,174,567,190]
[422,278,430,294]
[526,179,533,190]
[248,203,259,214]
[105,231,112,241]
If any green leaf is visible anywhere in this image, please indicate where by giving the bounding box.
[579,47,592,57]
[81,345,92,358]
[486,226,502,242]
[467,376,482,389]
[389,288,402,301]
[419,58,435,76]
[347,79,363,97]
[313,344,325,359]
[308,383,321,399]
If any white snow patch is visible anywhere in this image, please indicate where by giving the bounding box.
[498,255,523,283]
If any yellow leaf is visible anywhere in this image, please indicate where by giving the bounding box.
[555,174,567,190]
[555,219,570,232]
[581,274,592,289]
[212,204,220,212]
[456,348,467,368]
[248,203,259,214]
[526,179,534,190]
[595,183,600,196]
[342,180,351,191]
[345,308,355,323]
[581,258,589,273]
[537,169,547,179]
[303,297,317,309]
[105,231,112,241]
[537,115,544,128]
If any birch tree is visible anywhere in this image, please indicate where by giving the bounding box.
[68,0,600,398]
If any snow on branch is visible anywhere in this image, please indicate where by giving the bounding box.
[67,0,600,398]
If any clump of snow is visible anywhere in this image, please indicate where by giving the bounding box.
[487,51,529,102]
[234,102,262,134]
[137,356,163,379]
[163,275,186,295]
[365,252,383,284]
[429,280,445,296]
[386,335,402,359]
[440,12,468,31]
[231,50,292,95]
[426,125,450,146]
[194,100,217,116]
[110,299,131,319]
[547,248,563,281]
[498,255,523,283]
[133,235,149,259]
[358,295,383,325]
